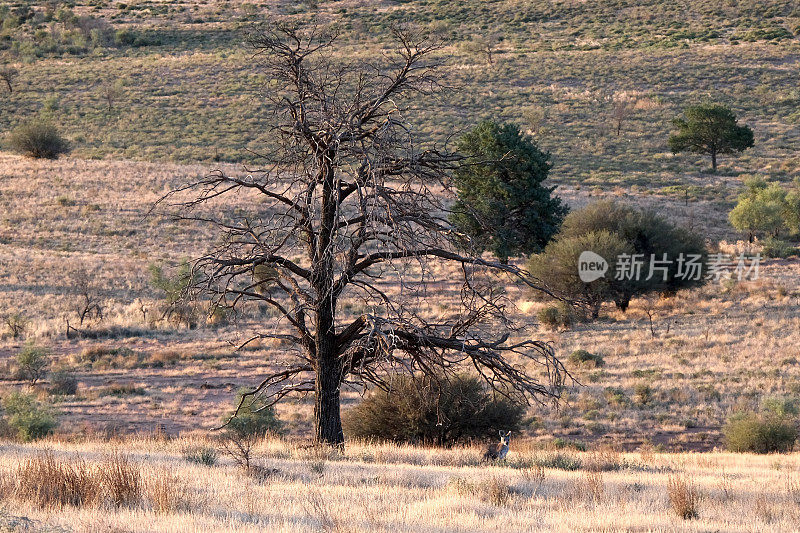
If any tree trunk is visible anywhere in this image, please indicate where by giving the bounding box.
[313,303,344,448]
[711,149,717,172]
[312,153,345,449]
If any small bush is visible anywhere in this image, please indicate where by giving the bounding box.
[48,370,78,396]
[534,451,583,471]
[537,302,575,329]
[101,453,142,508]
[447,476,512,506]
[1,391,58,441]
[668,474,700,519]
[634,383,653,405]
[344,374,524,446]
[723,411,797,453]
[761,236,797,258]
[3,312,28,339]
[146,470,187,513]
[97,383,146,397]
[9,121,70,159]
[219,390,282,469]
[568,349,604,367]
[183,445,218,467]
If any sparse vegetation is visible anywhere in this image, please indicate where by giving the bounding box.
[0,1,798,529]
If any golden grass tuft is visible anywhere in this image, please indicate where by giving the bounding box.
[13,452,101,509]
[146,469,189,514]
[668,474,700,520]
[100,452,142,508]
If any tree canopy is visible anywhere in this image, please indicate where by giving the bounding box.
[668,103,754,172]
[450,121,567,262]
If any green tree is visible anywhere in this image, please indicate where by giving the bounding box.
[668,103,754,172]
[530,201,706,316]
[451,121,567,262]
[529,230,632,318]
[729,177,788,242]
[15,344,50,386]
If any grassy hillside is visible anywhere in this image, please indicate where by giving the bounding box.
[0,1,798,201]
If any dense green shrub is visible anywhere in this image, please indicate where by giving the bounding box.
[723,411,797,453]
[761,236,796,258]
[530,229,633,317]
[537,301,577,329]
[568,349,604,367]
[729,178,788,241]
[1,391,58,441]
[344,374,524,446]
[9,121,70,159]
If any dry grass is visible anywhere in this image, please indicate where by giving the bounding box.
[0,437,798,531]
[668,474,701,520]
[13,452,100,509]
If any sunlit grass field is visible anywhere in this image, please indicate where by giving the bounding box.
[1,437,799,532]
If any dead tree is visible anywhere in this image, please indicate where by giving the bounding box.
[0,66,17,94]
[72,269,103,326]
[164,23,567,448]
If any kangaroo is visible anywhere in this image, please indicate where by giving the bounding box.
[483,430,511,461]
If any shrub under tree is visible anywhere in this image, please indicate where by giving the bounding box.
[344,374,525,446]
[219,389,282,469]
[668,103,754,172]
[450,121,567,262]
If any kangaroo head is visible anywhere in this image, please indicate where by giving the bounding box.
[498,430,511,447]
